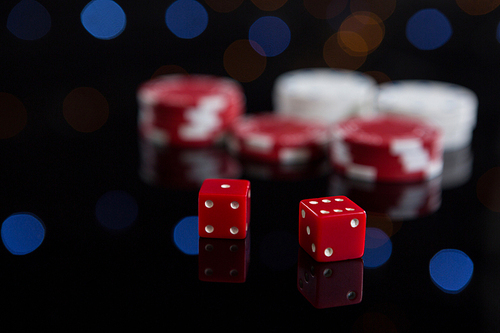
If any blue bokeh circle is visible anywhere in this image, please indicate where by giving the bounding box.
[81,0,127,40]
[166,0,208,39]
[249,16,291,57]
[406,9,452,50]
[1,213,45,255]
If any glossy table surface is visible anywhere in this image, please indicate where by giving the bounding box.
[2,1,500,331]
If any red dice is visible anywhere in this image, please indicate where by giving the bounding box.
[198,178,251,239]
[299,195,366,262]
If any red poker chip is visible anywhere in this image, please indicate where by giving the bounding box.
[137,74,245,148]
[227,113,329,164]
[331,114,443,182]
[138,114,223,148]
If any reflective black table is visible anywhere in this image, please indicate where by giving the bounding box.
[2,1,500,331]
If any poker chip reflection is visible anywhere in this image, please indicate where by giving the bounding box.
[441,145,473,190]
[329,174,442,221]
[240,159,329,181]
[138,140,242,190]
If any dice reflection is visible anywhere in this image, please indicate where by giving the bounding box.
[199,236,250,283]
[297,248,363,309]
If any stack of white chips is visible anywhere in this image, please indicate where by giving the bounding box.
[376,80,478,151]
[272,68,378,124]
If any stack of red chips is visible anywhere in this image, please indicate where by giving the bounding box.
[227,113,329,165]
[137,74,245,148]
[330,114,444,183]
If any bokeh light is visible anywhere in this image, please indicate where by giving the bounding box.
[323,33,367,70]
[151,65,189,79]
[455,0,500,15]
[429,249,473,294]
[364,70,391,84]
[406,9,452,50]
[95,190,138,230]
[204,0,244,13]
[338,12,385,56]
[173,216,199,255]
[350,0,396,21]
[337,31,368,56]
[497,22,500,44]
[224,40,267,82]
[303,0,348,20]
[1,213,45,255]
[63,87,109,133]
[366,213,396,238]
[251,0,288,11]
[249,16,291,57]
[476,167,500,212]
[0,92,27,139]
[81,0,126,40]
[363,227,392,268]
[7,0,51,40]
[166,0,208,39]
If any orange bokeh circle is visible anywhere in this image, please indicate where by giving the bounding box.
[224,40,267,82]
[63,87,109,133]
[364,70,391,84]
[350,0,396,21]
[251,0,288,11]
[477,167,500,212]
[338,12,385,57]
[455,0,500,15]
[0,92,27,139]
[323,33,367,70]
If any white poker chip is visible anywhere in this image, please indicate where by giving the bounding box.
[272,68,378,124]
[376,80,478,151]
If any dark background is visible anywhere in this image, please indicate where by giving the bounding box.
[1,0,500,331]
